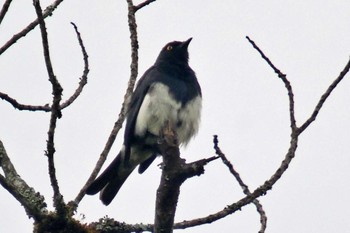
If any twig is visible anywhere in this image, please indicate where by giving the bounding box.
[246,36,296,130]
[0,92,51,111]
[0,0,13,25]
[134,0,157,12]
[298,58,350,134]
[0,140,47,221]
[59,22,89,110]
[213,135,267,233]
[126,0,139,99]
[74,0,140,205]
[0,0,64,55]
[33,0,65,216]
[122,0,140,163]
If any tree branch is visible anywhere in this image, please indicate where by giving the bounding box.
[154,140,183,233]
[246,36,297,130]
[74,0,140,206]
[298,58,350,134]
[59,22,90,110]
[213,135,267,233]
[134,0,157,12]
[124,0,140,162]
[0,140,47,221]
[0,92,51,111]
[0,0,13,26]
[89,216,153,232]
[1,22,88,113]
[173,134,298,230]
[33,0,65,216]
[0,0,64,55]
[154,128,218,233]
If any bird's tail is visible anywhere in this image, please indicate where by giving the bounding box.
[85,151,136,205]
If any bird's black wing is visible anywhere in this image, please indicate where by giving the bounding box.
[123,66,160,162]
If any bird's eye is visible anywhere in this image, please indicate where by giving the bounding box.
[166,45,173,51]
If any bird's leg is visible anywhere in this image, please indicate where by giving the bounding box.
[158,120,179,147]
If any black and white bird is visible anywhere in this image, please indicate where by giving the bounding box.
[85,38,202,205]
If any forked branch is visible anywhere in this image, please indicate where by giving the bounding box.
[214,135,267,233]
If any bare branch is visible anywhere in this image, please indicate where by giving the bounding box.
[0,140,47,221]
[246,36,297,131]
[73,119,125,205]
[155,138,183,233]
[33,0,65,216]
[245,36,350,135]
[0,22,88,113]
[213,135,267,233]
[0,92,51,111]
[174,134,298,230]
[0,0,64,55]
[0,0,13,25]
[154,128,217,233]
[134,0,157,12]
[74,0,140,205]
[298,58,350,133]
[59,22,89,109]
[125,0,139,100]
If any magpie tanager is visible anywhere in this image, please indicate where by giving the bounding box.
[85,38,202,205]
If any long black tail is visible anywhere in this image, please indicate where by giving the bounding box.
[85,152,135,205]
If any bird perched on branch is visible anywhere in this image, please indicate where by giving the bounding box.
[85,38,202,205]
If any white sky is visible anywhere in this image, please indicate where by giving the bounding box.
[1,0,350,232]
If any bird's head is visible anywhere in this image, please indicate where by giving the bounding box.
[155,38,192,65]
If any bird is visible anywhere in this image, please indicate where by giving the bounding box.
[85,38,202,205]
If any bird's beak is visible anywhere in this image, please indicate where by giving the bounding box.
[181,38,192,49]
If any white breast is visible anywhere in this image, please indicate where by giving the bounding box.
[135,83,201,145]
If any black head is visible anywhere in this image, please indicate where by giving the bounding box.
[155,38,192,65]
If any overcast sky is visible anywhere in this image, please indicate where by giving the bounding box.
[1,0,350,232]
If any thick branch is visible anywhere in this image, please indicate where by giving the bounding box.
[155,142,183,233]
[154,130,217,233]
[0,140,47,221]
[0,0,64,55]
[89,217,153,232]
